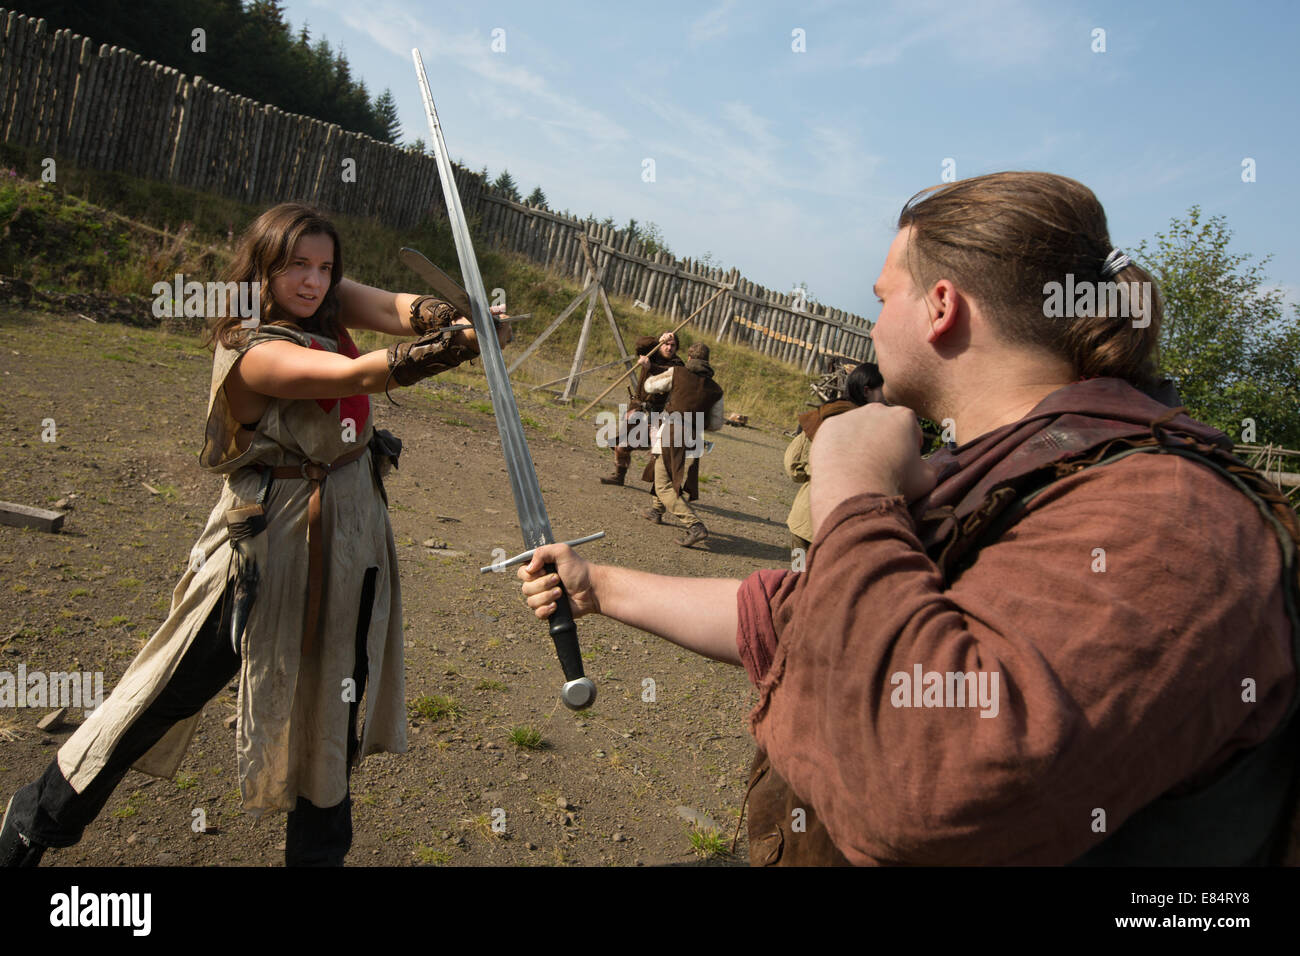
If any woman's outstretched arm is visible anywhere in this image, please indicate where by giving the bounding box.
[335,278,421,336]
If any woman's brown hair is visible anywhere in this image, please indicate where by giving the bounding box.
[896,171,1161,386]
[207,202,344,349]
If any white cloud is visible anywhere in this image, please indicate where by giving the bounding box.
[720,101,779,153]
[322,0,885,311]
[689,0,739,47]
[339,3,630,151]
[855,0,1063,71]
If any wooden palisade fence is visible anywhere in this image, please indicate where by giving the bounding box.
[0,8,875,371]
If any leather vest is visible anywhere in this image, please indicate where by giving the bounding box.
[633,342,684,412]
[743,405,1300,866]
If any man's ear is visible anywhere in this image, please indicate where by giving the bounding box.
[924,279,962,344]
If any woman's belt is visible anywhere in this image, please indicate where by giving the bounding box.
[252,444,369,656]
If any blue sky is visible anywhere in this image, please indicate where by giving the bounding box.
[282,0,1299,320]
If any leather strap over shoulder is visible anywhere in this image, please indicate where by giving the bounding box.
[927,426,1300,866]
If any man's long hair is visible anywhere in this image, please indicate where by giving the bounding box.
[897,171,1161,387]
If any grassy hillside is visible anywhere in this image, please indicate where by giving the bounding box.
[0,142,816,427]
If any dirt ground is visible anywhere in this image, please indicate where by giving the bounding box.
[0,308,804,867]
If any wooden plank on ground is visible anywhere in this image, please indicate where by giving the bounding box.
[0,502,65,533]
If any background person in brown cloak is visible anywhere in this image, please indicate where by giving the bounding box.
[0,202,511,867]
[638,343,725,547]
[518,172,1300,865]
[599,331,684,485]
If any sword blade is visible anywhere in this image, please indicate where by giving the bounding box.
[413,49,595,710]
[399,246,552,546]
[412,54,552,550]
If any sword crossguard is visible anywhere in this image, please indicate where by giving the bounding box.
[479,531,605,574]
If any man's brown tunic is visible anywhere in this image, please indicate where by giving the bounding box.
[640,358,724,500]
[607,337,685,472]
[631,335,684,411]
[734,377,1298,865]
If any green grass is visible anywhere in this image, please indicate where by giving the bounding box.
[688,825,729,859]
[507,725,545,750]
[175,772,198,791]
[465,812,504,839]
[414,844,453,865]
[475,679,507,692]
[111,790,146,819]
[408,694,465,722]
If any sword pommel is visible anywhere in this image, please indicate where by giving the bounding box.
[545,563,595,710]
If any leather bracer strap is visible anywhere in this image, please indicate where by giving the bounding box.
[408,295,460,335]
[386,326,479,394]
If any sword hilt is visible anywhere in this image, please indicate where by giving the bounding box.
[480,531,605,574]
[544,563,596,710]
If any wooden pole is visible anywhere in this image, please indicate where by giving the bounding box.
[560,280,600,401]
[530,357,630,390]
[577,284,731,417]
[507,258,606,374]
[596,283,629,362]
[577,233,629,362]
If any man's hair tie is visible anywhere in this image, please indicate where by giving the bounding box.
[1100,248,1131,279]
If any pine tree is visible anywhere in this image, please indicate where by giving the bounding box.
[525,186,547,208]
[372,89,402,143]
[492,169,521,201]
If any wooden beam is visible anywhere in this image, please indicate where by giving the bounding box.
[577,285,731,417]
[529,357,631,390]
[506,283,595,374]
[578,233,630,363]
[0,501,65,533]
[560,282,600,401]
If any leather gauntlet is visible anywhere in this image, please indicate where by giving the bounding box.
[387,327,478,387]
[408,295,461,335]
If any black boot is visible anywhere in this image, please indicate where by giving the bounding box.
[0,794,46,867]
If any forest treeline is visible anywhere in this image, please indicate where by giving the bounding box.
[12,0,401,142]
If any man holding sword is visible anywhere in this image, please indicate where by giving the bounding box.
[519,171,1299,866]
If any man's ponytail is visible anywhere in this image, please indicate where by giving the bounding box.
[897,172,1163,389]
